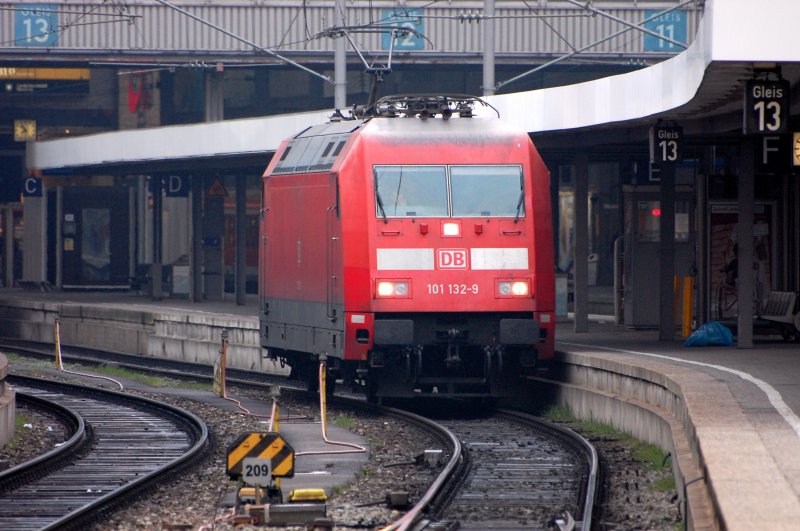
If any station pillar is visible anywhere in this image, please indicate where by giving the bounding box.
[22,191,46,283]
[191,175,203,302]
[235,175,247,306]
[202,175,225,300]
[573,153,589,333]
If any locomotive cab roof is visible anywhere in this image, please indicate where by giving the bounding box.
[269,96,522,177]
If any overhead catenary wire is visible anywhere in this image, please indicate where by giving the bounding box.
[495,0,697,91]
[152,0,333,85]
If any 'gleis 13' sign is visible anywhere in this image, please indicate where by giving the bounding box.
[744,79,789,135]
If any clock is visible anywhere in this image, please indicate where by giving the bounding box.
[794,131,800,167]
[14,119,36,142]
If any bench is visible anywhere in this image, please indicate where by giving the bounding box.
[760,291,797,324]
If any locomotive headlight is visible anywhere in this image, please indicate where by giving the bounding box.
[497,280,530,298]
[511,281,528,296]
[376,280,410,298]
[442,222,461,237]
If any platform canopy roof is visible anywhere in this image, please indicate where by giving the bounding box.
[27,0,800,173]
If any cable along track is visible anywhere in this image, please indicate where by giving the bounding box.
[434,409,598,530]
[0,375,209,531]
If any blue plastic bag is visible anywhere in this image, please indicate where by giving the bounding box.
[683,321,734,347]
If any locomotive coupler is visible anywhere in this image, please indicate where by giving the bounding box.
[404,345,423,379]
[445,329,462,368]
[496,345,504,374]
[483,345,505,378]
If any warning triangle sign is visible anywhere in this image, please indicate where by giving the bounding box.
[207,179,228,197]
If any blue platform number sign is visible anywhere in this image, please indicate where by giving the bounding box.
[15,4,58,47]
[643,10,686,52]
[381,8,424,51]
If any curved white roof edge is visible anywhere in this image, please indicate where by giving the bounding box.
[486,0,800,132]
[27,109,332,171]
[27,0,800,171]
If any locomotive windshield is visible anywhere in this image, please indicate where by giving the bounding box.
[374,166,448,217]
[374,164,523,218]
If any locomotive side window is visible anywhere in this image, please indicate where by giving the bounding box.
[275,135,350,174]
[273,138,312,174]
[374,166,448,217]
[374,164,523,218]
[451,165,523,218]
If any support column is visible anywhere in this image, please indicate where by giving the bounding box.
[202,175,225,300]
[482,0,495,97]
[152,175,163,300]
[658,164,676,341]
[2,207,12,288]
[191,175,203,302]
[204,70,224,122]
[334,0,347,109]
[22,191,46,282]
[698,147,714,323]
[128,184,136,290]
[737,140,755,349]
[55,186,63,289]
[235,175,247,306]
[573,153,589,333]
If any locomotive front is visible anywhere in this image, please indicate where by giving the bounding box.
[339,96,555,400]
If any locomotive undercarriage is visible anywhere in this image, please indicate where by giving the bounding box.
[270,312,544,400]
[366,312,543,399]
[366,344,534,399]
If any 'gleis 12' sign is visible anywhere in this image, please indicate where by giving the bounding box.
[744,79,789,135]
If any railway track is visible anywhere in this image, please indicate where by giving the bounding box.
[0,375,209,531]
[421,408,598,530]
[0,338,285,387]
[3,340,597,530]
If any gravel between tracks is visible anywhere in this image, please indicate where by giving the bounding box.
[1,379,681,530]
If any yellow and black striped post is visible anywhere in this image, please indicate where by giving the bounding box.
[226,432,295,480]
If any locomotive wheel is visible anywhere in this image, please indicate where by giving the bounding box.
[325,371,336,396]
[365,369,379,404]
[305,363,319,393]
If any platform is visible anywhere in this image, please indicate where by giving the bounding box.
[555,319,800,530]
[2,287,800,529]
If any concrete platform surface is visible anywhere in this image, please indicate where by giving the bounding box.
[556,318,800,530]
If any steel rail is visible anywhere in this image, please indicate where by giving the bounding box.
[497,408,600,530]
[0,393,87,488]
[1,375,210,531]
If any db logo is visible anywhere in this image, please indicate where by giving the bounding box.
[438,249,468,269]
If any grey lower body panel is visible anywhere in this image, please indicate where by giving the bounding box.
[260,297,344,358]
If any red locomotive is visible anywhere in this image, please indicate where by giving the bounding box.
[260,95,554,400]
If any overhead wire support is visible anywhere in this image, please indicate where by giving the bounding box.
[318,24,430,109]
[495,0,697,92]
[564,0,687,50]
[152,0,332,85]
[0,6,139,22]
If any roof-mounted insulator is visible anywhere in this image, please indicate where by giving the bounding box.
[371,94,486,119]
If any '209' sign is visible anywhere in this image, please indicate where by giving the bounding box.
[744,79,789,135]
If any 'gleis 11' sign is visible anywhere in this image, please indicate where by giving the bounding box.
[744,79,789,135]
